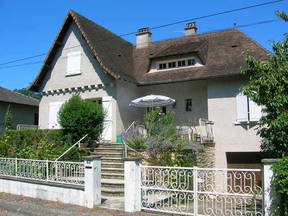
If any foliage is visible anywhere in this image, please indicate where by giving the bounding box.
[58,95,105,144]
[272,157,288,216]
[4,105,13,131]
[122,110,196,167]
[14,88,42,100]
[241,19,288,157]
[276,10,288,21]
[0,129,90,161]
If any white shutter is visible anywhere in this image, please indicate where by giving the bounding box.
[48,102,63,129]
[236,92,248,122]
[249,98,262,122]
[102,96,113,141]
[66,51,81,75]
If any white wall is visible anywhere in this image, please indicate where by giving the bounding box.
[207,77,261,168]
[140,80,208,126]
[38,22,117,140]
[0,178,87,207]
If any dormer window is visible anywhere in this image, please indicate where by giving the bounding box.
[178,60,186,67]
[159,63,167,70]
[187,59,196,66]
[168,62,176,68]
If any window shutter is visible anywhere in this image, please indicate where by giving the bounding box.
[66,51,81,75]
[249,98,262,122]
[49,102,63,129]
[236,92,248,122]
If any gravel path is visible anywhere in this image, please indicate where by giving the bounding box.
[0,193,161,216]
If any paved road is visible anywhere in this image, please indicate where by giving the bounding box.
[0,193,161,216]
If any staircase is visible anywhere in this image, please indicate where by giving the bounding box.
[90,142,125,198]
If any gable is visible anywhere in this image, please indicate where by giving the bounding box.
[29,10,134,92]
[38,22,113,92]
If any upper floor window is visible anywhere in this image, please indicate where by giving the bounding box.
[157,57,197,71]
[66,51,81,76]
[236,92,262,123]
[185,99,192,112]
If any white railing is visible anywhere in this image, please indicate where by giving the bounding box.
[0,157,84,186]
[16,124,38,130]
[140,166,262,215]
[123,121,142,158]
[55,134,88,161]
[198,118,214,143]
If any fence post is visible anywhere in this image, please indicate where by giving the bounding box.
[124,158,142,212]
[262,159,279,216]
[84,156,101,208]
[193,167,198,216]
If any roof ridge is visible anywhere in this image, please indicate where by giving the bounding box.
[69,10,133,46]
[134,28,238,47]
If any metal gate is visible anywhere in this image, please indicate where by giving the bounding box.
[140,166,263,215]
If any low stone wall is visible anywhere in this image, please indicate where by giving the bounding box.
[0,176,87,207]
[196,142,215,168]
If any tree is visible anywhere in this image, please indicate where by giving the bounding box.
[241,12,288,157]
[4,105,13,131]
[58,95,105,144]
[14,88,42,100]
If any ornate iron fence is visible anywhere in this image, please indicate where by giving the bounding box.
[0,158,84,186]
[140,166,262,215]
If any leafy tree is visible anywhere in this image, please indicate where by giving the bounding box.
[4,105,13,130]
[14,88,42,100]
[241,12,288,157]
[58,95,105,144]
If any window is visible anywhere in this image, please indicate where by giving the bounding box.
[236,92,262,123]
[92,99,102,106]
[178,60,186,67]
[187,59,196,66]
[159,63,167,70]
[34,113,39,125]
[66,51,81,75]
[168,62,176,68]
[185,99,192,112]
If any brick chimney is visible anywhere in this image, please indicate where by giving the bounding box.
[136,27,151,48]
[185,22,197,36]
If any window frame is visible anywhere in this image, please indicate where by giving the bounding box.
[157,57,198,71]
[185,99,192,112]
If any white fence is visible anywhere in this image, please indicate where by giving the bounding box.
[125,161,265,216]
[16,124,38,130]
[0,158,84,186]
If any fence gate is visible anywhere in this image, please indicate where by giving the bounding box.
[140,166,263,216]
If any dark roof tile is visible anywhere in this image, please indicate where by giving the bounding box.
[0,87,39,106]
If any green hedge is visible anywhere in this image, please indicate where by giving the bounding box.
[0,129,90,161]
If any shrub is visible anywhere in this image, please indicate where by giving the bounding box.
[122,110,196,167]
[4,105,13,131]
[0,129,90,161]
[58,95,105,144]
[272,157,288,215]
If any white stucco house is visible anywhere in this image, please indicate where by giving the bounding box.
[29,10,269,169]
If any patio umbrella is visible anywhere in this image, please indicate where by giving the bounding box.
[129,95,175,108]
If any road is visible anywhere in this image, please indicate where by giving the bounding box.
[0,193,160,216]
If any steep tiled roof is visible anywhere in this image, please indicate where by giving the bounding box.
[0,87,39,106]
[29,10,270,91]
[133,29,269,84]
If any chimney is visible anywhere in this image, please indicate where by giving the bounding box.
[185,22,197,36]
[136,27,151,48]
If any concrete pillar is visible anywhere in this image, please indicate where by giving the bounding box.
[262,159,279,216]
[84,156,101,208]
[124,158,142,212]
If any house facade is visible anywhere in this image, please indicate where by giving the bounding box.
[29,10,269,168]
[0,87,39,131]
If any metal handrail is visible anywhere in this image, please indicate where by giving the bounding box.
[123,121,140,158]
[55,134,89,161]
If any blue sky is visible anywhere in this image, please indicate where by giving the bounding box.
[0,0,287,90]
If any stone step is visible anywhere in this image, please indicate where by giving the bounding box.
[101,167,124,174]
[94,152,124,158]
[102,157,124,163]
[102,162,124,168]
[102,172,124,180]
[101,187,124,197]
[92,148,124,152]
[97,143,124,149]
[101,179,124,189]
